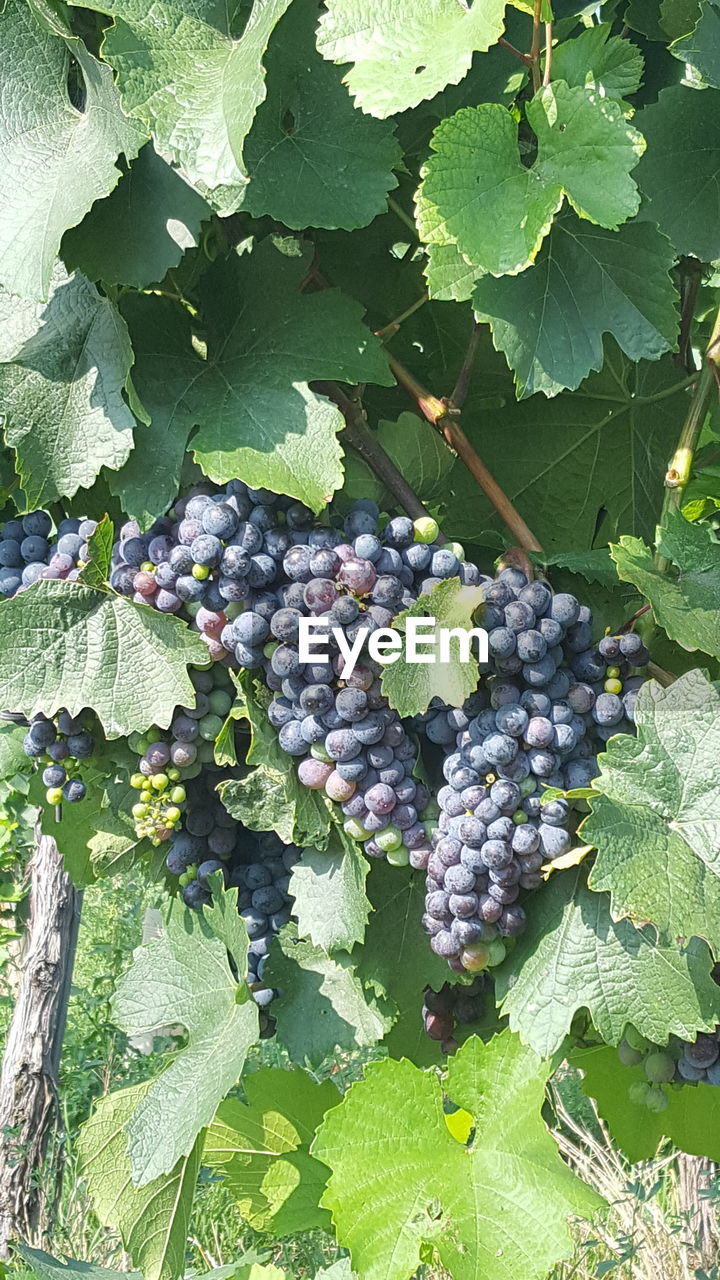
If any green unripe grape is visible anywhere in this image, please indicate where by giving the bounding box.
[413,516,440,544]
[170,786,186,804]
[167,766,181,782]
[130,773,146,789]
[198,713,224,741]
[625,1025,652,1053]
[192,563,210,580]
[386,844,410,867]
[486,938,507,967]
[141,787,153,802]
[182,760,203,780]
[151,773,169,791]
[375,826,403,853]
[178,871,192,886]
[629,1080,652,1106]
[185,602,201,618]
[135,734,152,756]
[208,689,233,718]
[164,805,181,824]
[211,663,235,689]
[644,1051,675,1084]
[132,803,149,820]
[461,943,489,972]
[128,732,144,753]
[448,541,465,561]
[479,922,498,942]
[618,1039,644,1067]
[604,678,623,695]
[645,1086,669,1113]
[512,810,528,825]
[186,863,198,879]
[519,776,537,797]
[263,641,278,658]
[311,742,333,763]
[224,601,243,620]
[422,799,440,821]
[46,787,63,806]
[606,666,621,679]
[423,820,439,838]
[197,739,215,763]
[141,560,155,573]
[344,818,372,841]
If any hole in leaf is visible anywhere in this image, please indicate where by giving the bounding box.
[66,55,87,112]
[281,108,295,135]
[414,64,427,73]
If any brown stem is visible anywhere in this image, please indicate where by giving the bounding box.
[543,22,553,85]
[315,381,441,529]
[530,0,543,91]
[498,36,533,66]
[375,293,428,341]
[647,661,676,687]
[386,352,543,551]
[678,257,702,373]
[449,321,481,411]
[618,603,651,634]
[497,547,536,582]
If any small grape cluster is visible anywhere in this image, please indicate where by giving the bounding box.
[418,566,650,977]
[128,665,236,843]
[618,1024,720,1112]
[0,511,97,597]
[21,710,95,810]
[422,977,488,1052]
[162,766,297,1036]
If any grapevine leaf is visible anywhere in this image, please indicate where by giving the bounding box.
[356,862,457,1066]
[62,144,211,289]
[381,577,484,717]
[416,89,644,277]
[0,722,32,782]
[0,0,145,300]
[17,1249,140,1280]
[0,581,207,737]
[219,672,332,849]
[312,1032,603,1280]
[424,242,482,304]
[636,85,720,260]
[111,887,258,1185]
[315,1265,355,1280]
[585,670,720,942]
[0,266,137,506]
[75,0,293,207]
[571,1044,720,1163]
[243,0,401,230]
[290,830,371,953]
[611,510,720,660]
[494,869,720,1059]
[444,348,686,551]
[204,1068,338,1236]
[550,24,645,100]
[187,241,392,508]
[316,0,508,119]
[472,215,678,398]
[76,1082,202,1280]
[531,548,617,587]
[108,294,199,529]
[264,926,392,1067]
[672,0,720,86]
[79,516,114,589]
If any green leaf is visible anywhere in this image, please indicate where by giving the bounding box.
[0,266,137,506]
[219,672,332,849]
[0,722,31,782]
[243,0,400,230]
[443,348,687,551]
[18,1250,139,1280]
[585,670,720,942]
[472,214,678,397]
[108,294,200,529]
[424,242,482,304]
[290,831,371,954]
[79,516,114,589]
[111,887,258,1185]
[0,581,207,737]
[204,1068,338,1236]
[494,868,720,1059]
[76,0,293,208]
[611,510,720,660]
[62,143,211,289]
[264,926,392,1067]
[636,85,720,260]
[356,862,456,1066]
[316,0,508,119]
[381,577,485,717]
[532,548,617,587]
[550,24,645,100]
[77,1083,201,1280]
[313,1032,603,1280]
[672,0,720,87]
[0,0,144,300]
[416,88,645,277]
[571,1043,720,1163]
[187,241,392,508]
[342,412,456,506]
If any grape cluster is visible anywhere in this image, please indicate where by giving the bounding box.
[418,566,650,976]
[0,511,97,598]
[162,766,297,1036]
[128,665,236,843]
[618,1024,720,1112]
[21,710,95,810]
[422,976,487,1051]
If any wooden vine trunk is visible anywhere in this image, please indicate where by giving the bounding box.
[0,826,82,1256]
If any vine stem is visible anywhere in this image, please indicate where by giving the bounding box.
[543,22,553,85]
[375,293,428,341]
[654,305,720,571]
[530,0,543,91]
[498,36,533,65]
[449,321,481,411]
[387,196,417,237]
[386,353,543,552]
